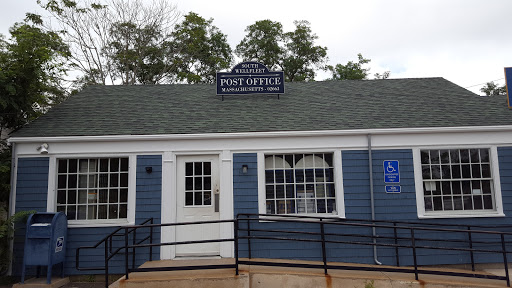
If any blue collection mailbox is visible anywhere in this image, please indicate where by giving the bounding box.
[21,212,67,284]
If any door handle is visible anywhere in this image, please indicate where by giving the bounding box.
[214,187,220,212]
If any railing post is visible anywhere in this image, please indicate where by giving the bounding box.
[467,226,475,272]
[234,219,239,276]
[247,217,252,259]
[501,234,510,287]
[320,219,328,275]
[125,227,129,280]
[132,228,136,270]
[411,229,418,281]
[104,237,109,288]
[394,222,400,267]
[149,218,154,261]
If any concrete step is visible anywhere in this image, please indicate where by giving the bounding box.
[110,258,510,288]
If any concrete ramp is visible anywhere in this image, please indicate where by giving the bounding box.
[110,258,509,288]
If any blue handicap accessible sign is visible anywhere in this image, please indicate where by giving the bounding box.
[385,185,401,193]
[384,160,400,183]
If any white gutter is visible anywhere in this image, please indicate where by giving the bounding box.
[7,125,512,144]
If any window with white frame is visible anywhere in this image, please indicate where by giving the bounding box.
[420,148,496,213]
[56,158,129,220]
[265,153,336,214]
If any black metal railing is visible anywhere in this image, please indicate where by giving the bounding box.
[76,217,154,286]
[76,214,512,288]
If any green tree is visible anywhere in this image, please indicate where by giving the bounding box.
[282,20,328,82]
[236,20,328,82]
[0,16,70,132]
[104,21,175,84]
[235,20,284,71]
[171,12,233,84]
[328,53,371,80]
[480,81,507,96]
[39,0,180,85]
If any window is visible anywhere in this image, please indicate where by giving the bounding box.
[420,148,496,213]
[185,161,212,206]
[265,153,336,214]
[56,158,129,220]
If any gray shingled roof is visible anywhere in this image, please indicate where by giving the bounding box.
[11,78,512,138]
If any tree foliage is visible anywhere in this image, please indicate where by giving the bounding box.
[0,17,70,132]
[39,0,180,85]
[236,20,327,82]
[171,12,233,84]
[480,81,507,96]
[328,53,371,80]
[328,53,390,81]
[235,20,283,71]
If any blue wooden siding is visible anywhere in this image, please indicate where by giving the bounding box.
[12,157,50,276]
[233,148,512,267]
[134,155,162,264]
[13,155,163,276]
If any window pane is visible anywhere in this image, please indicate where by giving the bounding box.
[109,205,118,219]
[69,159,78,173]
[109,189,119,203]
[440,150,450,164]
[460,150,470,163]
[204,192,211,205]
[203,162,211,175]
[110,174,119,187]
[110,159,119,172]
[186,163,193,176]
[98,205,107,219]
[266,200,275,214]
[194,192,202,205]
[480,149,490,163]
[431,165,441,179]
[266,185,275,199]
[77,205,86,220]
[483,195,493,209]
[58,160,67,173]
[120,189,128,202]
[185,192,193,205]
[422,165,431,179]
[265,153,334,214]
[58,175,67,189]
[450,150,460,163]
[276,185,285,198]
[119,204,127,218]
[57,190,66,204]
[65,189,74,204]
[481,164,491,178]
[420,151,430,164]
[120,173,128,187]
[99,189,108,203]
[120,158,129,171]
[430,150,440,164]
[194,162,202,175]
[100,159,109,172]
[470,149,480,163]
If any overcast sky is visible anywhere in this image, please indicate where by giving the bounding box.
[2,0,511,95]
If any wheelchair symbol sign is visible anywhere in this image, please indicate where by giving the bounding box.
[384,160,399,183]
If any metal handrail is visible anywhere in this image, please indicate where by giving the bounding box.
[76,214,512,288]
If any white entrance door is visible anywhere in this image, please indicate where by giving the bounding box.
[176,155,220,256]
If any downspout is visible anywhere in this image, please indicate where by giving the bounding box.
[368,134,382,265]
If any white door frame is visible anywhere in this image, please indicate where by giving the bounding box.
[160,150,233,259]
